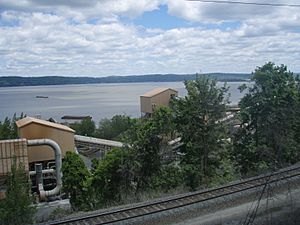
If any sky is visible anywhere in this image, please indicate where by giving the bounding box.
[0,0,300,77]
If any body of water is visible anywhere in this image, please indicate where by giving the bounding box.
[0,82,247,123]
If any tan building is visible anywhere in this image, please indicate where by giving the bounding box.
[140,87,178,116]
[16,117,75,164]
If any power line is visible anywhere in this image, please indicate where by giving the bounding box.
[187,0,300,8]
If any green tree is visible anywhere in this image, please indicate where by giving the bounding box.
[70,118,95,136]
[172,75,229,189]
[233,62,300,174]
[0,117,11,140]
[0,113,25,140]
[61,152,91,211]
[124,106,175,191]
[150,164,183,192]
[0,161,36,225]
[90,148,132,206]
[95,115,136,140]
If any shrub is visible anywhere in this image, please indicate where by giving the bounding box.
[0,161,36,225]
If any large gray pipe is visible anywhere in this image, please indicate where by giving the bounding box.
[29,169,55,176]
[27,139,62,200]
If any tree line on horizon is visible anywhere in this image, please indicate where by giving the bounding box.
[0,73,251,87]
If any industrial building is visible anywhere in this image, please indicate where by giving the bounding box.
[140,87,178,117]
[16,117,75,167]
[0,139,29,199]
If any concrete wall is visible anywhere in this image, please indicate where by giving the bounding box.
[151,89,177,111]
[19,124,75,163]
[140,96,152,114]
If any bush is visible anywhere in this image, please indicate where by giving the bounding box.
[61,152,92,211]
[150,164,183,192]
[209,158,239,187]
[182,164,202,191]
[0,161,36,225]
[95,115,136,141]
[90,148,132,206]
[70,118,95,136]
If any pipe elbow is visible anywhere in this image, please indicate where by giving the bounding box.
[28,139,63,200]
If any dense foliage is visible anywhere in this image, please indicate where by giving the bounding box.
[172,75,232,189]
[61,152,92,211]
[70,117,96,136]
[232,63,300,174]
[124,107,175,191]
[62,107,179,209]
[70,115,136,141]
[90,148,130,206]
[150,164,183,192]
[0,113,25,140]
[95,115,136,141]
[0,161,36,225]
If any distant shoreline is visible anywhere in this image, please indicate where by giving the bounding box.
[0,73,251,87]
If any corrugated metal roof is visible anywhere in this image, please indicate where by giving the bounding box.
[16,117,75,133]
[140,87,178,98]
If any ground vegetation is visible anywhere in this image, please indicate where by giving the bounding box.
[0,160,36,225]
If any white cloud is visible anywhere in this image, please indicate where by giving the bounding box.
[0,0,300,76]
[167,0,300,23]
[0,0,162,21]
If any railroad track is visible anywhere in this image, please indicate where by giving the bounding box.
[45,165,300,225]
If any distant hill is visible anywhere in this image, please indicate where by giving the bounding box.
[0,73,251,87]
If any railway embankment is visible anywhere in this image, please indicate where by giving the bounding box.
[142,168,300,225]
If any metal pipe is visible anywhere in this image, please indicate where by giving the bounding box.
[35,163,46,200]
[74,134,123,148]
[27,139,62,200]
[29,169,55,176]
[35,163,43,184]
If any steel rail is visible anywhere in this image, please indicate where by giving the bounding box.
[45,165,300,225]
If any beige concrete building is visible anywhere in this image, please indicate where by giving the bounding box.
[16,117,75,163]
[140,87,178,116]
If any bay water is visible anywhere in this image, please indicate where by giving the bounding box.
[0,82,247,123]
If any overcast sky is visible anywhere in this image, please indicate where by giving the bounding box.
[0,0,299,77]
